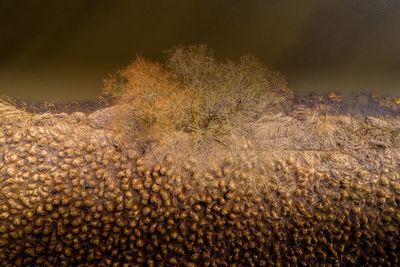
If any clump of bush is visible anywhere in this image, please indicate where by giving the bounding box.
[103,58,191,140]
[103,45,293,145]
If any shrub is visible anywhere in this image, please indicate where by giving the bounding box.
[103,45,293,145]
[166,45,292,123]
[103,57,190,140]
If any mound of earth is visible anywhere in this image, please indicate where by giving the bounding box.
[0,100,399,266]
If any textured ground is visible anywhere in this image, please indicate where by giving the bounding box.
[0,102,399,266]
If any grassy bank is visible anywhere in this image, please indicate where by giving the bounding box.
[0,46,399,266]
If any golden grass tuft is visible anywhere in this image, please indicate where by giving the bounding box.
[0,96,32,123]
[309,115,337,146]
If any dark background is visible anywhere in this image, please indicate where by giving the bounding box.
[0,0,399,101]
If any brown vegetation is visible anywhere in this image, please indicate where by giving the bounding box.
[103,45,292,147]
[103,57,191,141]
[0,46,399,266]
[0,105,399,266]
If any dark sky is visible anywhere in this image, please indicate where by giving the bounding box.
[0,0,399,100]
